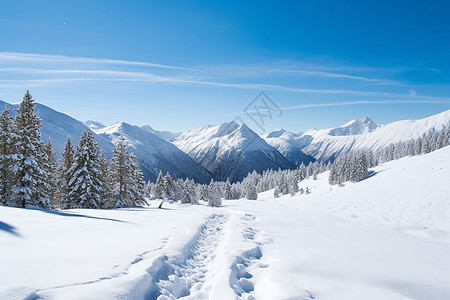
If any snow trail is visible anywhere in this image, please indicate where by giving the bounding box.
[141,213,229,300]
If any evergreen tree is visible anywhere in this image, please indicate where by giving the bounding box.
[278,174,289,195]
[67,130,102,208]
[130,153,146,206]
[224,178,233,200]
[42,139,58,208]
[163,173,175,199]
[10,91,49,208]
[273,186,280,198]
[208,179,222,207]
[200,184,210,202]
[98,151,114,208]
[154,171,164,199]
[109,136,133,207]
[0,106,13,205]
[59,138,75,209]
[181,180,192,204]
[245,183,258,200]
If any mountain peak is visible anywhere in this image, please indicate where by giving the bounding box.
[264,128,287,139]
[329,116,378,136]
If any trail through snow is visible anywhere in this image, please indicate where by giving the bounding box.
[144,214,229,300]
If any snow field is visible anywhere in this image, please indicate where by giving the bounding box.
[1,146,450,299]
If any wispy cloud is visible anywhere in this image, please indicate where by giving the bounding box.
[0,52,448,102]
[280,99,450,111]
[0,52,195,71]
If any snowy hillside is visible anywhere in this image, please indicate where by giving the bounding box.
[268,110,450,162]
[94,122,212,183]
[174,121,296,182]
[0,100,114,158]
[1,144,449,300]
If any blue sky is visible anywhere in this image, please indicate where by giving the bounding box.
[1,0,449,133]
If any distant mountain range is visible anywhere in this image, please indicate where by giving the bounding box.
[265,111,450,162]
[2,98,449,183]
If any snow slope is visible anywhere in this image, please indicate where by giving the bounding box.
[1,146,450,299]
[174,121,296,182]
[0,100,114,158]
[94,122,212,183]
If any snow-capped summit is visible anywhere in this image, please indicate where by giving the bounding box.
[85,120,106,131]
[174,121,296,182]
[93,122,212,183]
[328,116,378,136]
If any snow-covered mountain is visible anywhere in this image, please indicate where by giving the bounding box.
[141,125,181,141]
[263,129,315,166]
[299,111,450,161]
[93,122,212,183]
[174,121,296,182]
[0,100,114,158]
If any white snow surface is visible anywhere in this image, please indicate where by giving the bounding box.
[174,121,296,182]
[1,146,450,299]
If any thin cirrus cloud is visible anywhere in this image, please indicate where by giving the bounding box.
[0,52,445,101]
[0,52,195,71]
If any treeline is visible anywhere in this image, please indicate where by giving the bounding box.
[144,160,327,202]
[329,126,450,185]
[0,92,146,210]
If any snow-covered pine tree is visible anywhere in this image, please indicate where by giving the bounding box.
[289,175,299,196]
[181,180,192,204]
[245,183,258,200]
[0,106,13,206]
[59,137,75,209]
[144,181,154,200]
[189,179,199,204]
[98,150,114,208]
[154,171,164,199]
[109,136,130,207]
[42,139,59,208]
[67,130,102,209]
[273,186,280,198]
[163,172,175,199]
[224,178,233,200]
[208,179,222,207]
[129,153,146,206]
[10,91,49,208]
[200,184,210,202]
[278,174,289,195]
